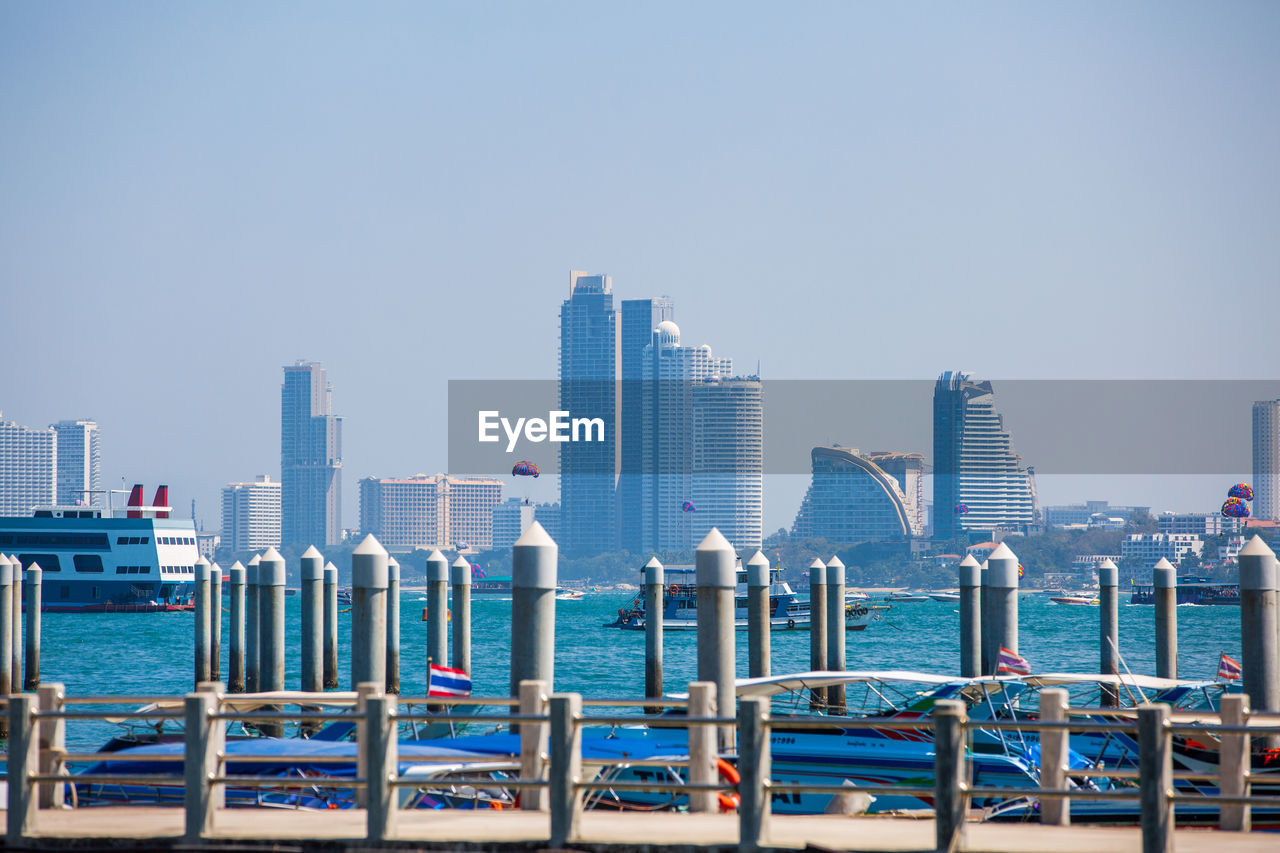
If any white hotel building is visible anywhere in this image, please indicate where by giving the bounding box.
[221,475,282,552]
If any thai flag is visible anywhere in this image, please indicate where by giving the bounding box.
[1217,652,1242,681]
[428,663,472,697]
[997,646,1032,675]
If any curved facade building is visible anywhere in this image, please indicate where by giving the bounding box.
[792,446,924,543]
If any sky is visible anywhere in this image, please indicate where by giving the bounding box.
[2,2,1278,534]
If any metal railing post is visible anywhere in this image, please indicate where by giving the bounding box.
[1039,687,1069,826]
[184,690,224,841]
[687,681,718,813]
[365,693,397,843]
[549,693,582,849]
[933,698,966,853]
[7,693,38,843]
[738,696,770,853]
[519,679,549,811]
[354,681,382,809]
[1138,704,1173,853]
[1219,693,1250,832]
[36,682,65,809]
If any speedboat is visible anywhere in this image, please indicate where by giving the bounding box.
[608,562,816,631]
[929,592,960,603]
[884,591,928,602]
[1049,594,1098,605]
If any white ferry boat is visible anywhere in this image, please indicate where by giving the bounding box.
[0,485,197,613]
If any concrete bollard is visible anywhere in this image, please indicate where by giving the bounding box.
[548,693,583,848]
[323,562,339,689]
[933,699,967,853]
[450,555,471,677]
[257,548,286,737]
[8,693,38,842]
[386,555,401,696]
[1099,558,1120,707]
[194,557,212,687]
[425,550,449,670]
[245,554,260,693]
[825,555,846,714]
[737,695,771,853]
[1239,536,1279,744]
[808,558,827,711]
[745,551,769,679]
[36,682,65,809]
[979,559,990,678]
[1219,693,1250,832]
[300,546,324,693]
[519,679,549,811]
[1038,687,1070,826]
[364,693,398,843]
[1152,558,1178,680]
[958,555,982,678]
[687,681,718,814]
[354,681,381,809]
[351,536,389,689]
[644,556,666,703]
[511,522,557,696]
[210,562,222,683]
[984,544,1019,676]
[23,563,40,690]
[1138,703,1173,853]
[183,689,224,841]
[10,554,20,692]
[696,528,736,749]
[227,562,246,693]
[0,555,11,739]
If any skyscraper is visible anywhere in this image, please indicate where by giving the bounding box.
[690,376,763,551]
[281,361,342,547]
[0,415,55,516]
[792,447,925,543]
[358,473,503,550]
[558,271,619,554]
[53,419,101,506]
[1253,400,1280,521]
[932,371,1035,539]
[618,296,674,553]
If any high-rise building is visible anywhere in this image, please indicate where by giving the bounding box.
[359,474,502,550]
[932,371,1035,539]
[53,419,101,506]
[639,321,732,552]
[792,447,925,543]
[0,415,56,516]
[558,271,619,554]
[1253,400,1280,521]
[618,296,674,553]
[690,376,763,551]
[491,497,562,550]
[281,361,342,547]
[221,475,282,552]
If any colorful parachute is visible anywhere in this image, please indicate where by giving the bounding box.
[1227,483,1254,502]
[1221,497,1251,518]
[512,460,539,478]
[471,563,486,579]
[682,501,696,512]
[1018,563,1025,578]
[955,503,969,515]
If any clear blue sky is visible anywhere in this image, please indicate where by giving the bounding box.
[2,2,1277,533]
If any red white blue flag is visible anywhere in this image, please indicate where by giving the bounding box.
[1217,653,1242,681]
[997,646,1032,675]
[428,663,472,697]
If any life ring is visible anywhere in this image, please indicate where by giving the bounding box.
[669,584,679,596]
[716,758,741,812]
[786,618,796,630]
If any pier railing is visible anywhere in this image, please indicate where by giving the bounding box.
[4,684,1280,851]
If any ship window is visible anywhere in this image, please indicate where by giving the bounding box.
[17,554,60,572]
[34,510,52,518]
[140,537,148,544]
[74,554,104,573]
[117,537,128,545]
[116,566,127,574]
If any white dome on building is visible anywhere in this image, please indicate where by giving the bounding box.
[654,320,681,346]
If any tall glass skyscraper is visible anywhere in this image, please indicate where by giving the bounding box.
[558,271,619,554]
[932,371,1034,539]
[281,361,343,547]
[618,296,674,553]
[691,376,763,551]
[1253,400,1280,521]
[53,419,101,506]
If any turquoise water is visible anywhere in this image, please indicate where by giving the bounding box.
[36,591,1240,748]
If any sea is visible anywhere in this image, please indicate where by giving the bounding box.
[37,590,1241,749]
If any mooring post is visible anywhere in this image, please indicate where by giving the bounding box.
[933,698,967,853]
[386,555,401,696]
[299,546,324,693]
[426,550,449,672]
[210,562,222,683]
[519,679,549,811]
[1239,535,1279,746]
[183,689,223,841]
[697,529,736,749]
[984,544,1019,675]
[686,681,718,814]
[364,693,398,843]
[1138,703,1173,853]
[450,555,471,677]
[549,692,582,848]
[1099,558,1120,707]
[194,557,211,688]
[825,555,846,713]
[738,695,771,853]
[10,554,21,692]
[323,561,339,689]
[644,556,666,705]
[745,550,769,679]
[351,536,389,690]
[1152,558,1178,679]
[958,555,982,678]
[7,693,38,843]
[0,555,12,739]
[36,682,65,809]
[979,559,991,677]
[245,554,260,693]
[1038,687,1069,826]
[1219,693,1250,832]
[808,558,827,711]
[511,523,557,697]
[22,563,40,690]
[257,548,286,737]
[227,562,245,693]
